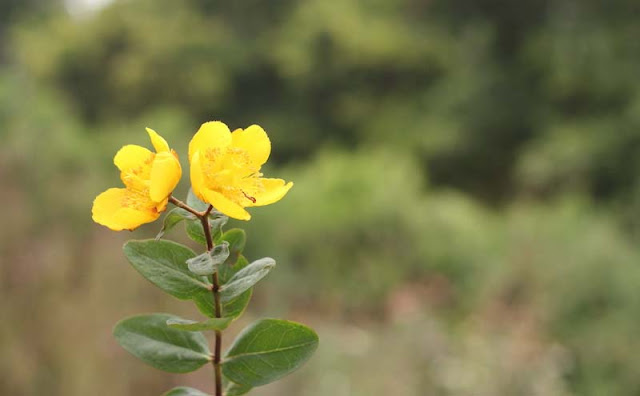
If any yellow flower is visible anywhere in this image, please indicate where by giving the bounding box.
[92,128,182,231]
[188,121,293,220]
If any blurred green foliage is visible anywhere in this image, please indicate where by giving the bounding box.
[2,0,640,395]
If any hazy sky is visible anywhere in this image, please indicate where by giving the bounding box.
[65,0,113,16]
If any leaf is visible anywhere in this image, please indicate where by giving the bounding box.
[186,242,230,276]
[113,314,212,373]
[186,188,210,212]
[224,381,252,396]
[156,208,195,240]
[123,240,211,300]
[166,316,233,332]
[220,229,246,266]
[184,189,229,245]
[192,288,252,320]
[220,258,275,303]
[163,387,210,396]
[193,254,252,319]
[222,289,252,319]
[186,215,228,246]
[219,254,249,285]
[222,319,319,386]
[219,255,252,319]
[191,289,215,317]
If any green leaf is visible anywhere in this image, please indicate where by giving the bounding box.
[193,255,253,319]
[224,381,252,396]
[192,288,252,320]
[222,319,319,386]
[123,240,210,300]
[219,254,249,284]
[186,242,230,276]
[163,386,210,396]
[219,255,252,319]
[222,289,252,319]
[193,254,252,319]
[186,216,228,246]
[220,258,275,303]
[186,188,210,212]
[166,316,233,332]
[156,208,195,240]
[113,314,212,373]
[184,189,229,245]
[191,289,215,317]
[220,229,246,265]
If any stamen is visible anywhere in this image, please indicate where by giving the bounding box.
[242,191,257,203]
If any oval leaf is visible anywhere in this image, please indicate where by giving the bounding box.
[186,216,228,246]
[163,386,210,396]
[220,229,246,265]
[224,381,252,396]
[222,319,319,386]
[222,289,252,319]
[186,188,211,212]
[219,254,248,287]
[114,314,212,373]
[186,242,229,276]
[219,258,275,303]
[123,240,211,299]
[192,255,252,319]
[167,316,233,332]
[192,288,252,320]
[156,208,195,240]
[185,188,228,245]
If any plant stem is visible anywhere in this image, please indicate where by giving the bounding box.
[169,197,223,396]
[168,196,203,217]
[200,205,224,396]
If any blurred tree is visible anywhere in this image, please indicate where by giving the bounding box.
[10,0,640,208]
[4,1,640,393]
[0,0,56,61]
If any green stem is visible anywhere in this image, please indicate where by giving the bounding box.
[200,205,224,396]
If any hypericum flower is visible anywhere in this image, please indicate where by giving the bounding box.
[92,128,182,231]
[188,121,293,220]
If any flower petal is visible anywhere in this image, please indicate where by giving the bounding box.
[245,178,293,207]
[114,144,154,173]
[189,151,209,202]
[202,188,251,220]
[146,127,170,153]
[154,197,169,212]
[149,151,182,202]
[189,121,232,161]
[112,207,162,230]
[231,124,271,167]
[92,188,160,231]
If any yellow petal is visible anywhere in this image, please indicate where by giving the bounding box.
[92,188,159,231]
[231,124,271,167]
[188,121,232,161]
[155,197,169,212]
[189,151,208,202]
[112,207,162,230]
[246,178,293,207]
[114,144,154,173]
[146,127,170,153]
[149,151,182,202]
[202,188,251,220]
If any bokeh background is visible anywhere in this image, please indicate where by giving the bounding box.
[2,0,640,395]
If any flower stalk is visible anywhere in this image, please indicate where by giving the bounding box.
[170,196,223,396]
[202,210,224,396]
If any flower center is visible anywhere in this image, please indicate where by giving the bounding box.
[121,188,158,212]
[122,153,155,192]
